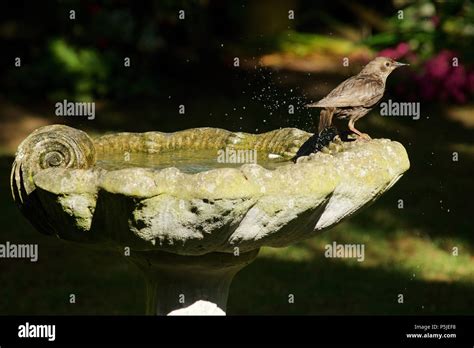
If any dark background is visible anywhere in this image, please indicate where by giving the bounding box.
[0,0,473,315]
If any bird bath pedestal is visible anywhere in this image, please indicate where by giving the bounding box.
[11,125,409,315]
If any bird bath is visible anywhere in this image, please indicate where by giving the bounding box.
[11,125,409,315]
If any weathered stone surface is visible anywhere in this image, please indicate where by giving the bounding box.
[129,248,258,315]
[11,124,410,315]
[16,126,409,255]
[11,125,95,237]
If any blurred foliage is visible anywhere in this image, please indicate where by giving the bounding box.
[0,0,472,101]
[363,0,474,62]
[2,0,223,101]
[275,31,370,57]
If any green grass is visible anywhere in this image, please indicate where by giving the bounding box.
[229,221,474,315]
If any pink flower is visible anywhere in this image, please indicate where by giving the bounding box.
[424,50,454,79]
[395,42,410,57]
[378,48,397,59]
[378,42,411,60]
[377,46,472,103]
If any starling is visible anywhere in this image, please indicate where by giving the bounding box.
[306,57,408,140]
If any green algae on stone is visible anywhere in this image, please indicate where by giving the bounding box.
[12,124,409,254]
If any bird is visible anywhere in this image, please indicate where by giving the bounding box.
[306,57,408,140]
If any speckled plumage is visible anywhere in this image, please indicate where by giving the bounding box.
[307,57,408,138]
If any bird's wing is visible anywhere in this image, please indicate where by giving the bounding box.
[307,75,385,108]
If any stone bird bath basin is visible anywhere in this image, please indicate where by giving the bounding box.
[11,125,409,315]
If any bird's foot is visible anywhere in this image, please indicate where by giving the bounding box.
[348,123,371,142]
[355,133,372,141]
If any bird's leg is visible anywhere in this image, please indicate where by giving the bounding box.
[318,107,335,134]
[348,119,371,141]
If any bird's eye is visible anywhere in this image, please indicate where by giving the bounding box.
[385,62,390,67]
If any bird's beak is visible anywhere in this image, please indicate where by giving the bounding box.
[394,61,409,67]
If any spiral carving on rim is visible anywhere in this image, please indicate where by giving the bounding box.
[11,125,96,205]
[42,150,65,167]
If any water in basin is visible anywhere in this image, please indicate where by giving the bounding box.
[96,149,290,173]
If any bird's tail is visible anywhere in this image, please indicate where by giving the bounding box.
[318,108,334,134]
